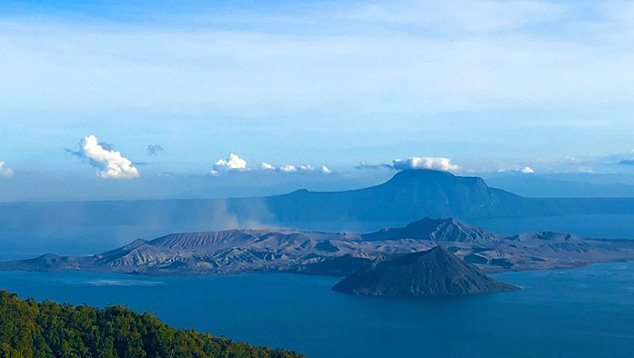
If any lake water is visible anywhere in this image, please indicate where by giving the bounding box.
[1,210,633,357]
[1,263,633,358]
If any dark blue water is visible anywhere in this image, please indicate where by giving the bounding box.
[473,214,634,239]
[1,263,633,358]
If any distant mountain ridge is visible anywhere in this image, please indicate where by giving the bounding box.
[259,169,538,224]
[258,170,634,225]
[2,169,634,235]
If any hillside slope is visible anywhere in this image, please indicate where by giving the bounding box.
[0,290,304,358]
[332,247,519,296]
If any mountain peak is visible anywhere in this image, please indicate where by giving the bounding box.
[332,247,520,296]
[361,216,500,242]
[426,244,453,256]
[386,169,490,184]
[386,169,457,185]
[263,168,531,224]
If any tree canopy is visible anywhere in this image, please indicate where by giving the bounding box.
[0,290,305,358]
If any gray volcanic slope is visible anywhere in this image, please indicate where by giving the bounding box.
[2,217,634,276]
[331,247,520,296]
[361,217,499,242]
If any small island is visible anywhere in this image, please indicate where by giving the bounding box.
[332,247,520,297]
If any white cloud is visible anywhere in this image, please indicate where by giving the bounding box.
[520,166,535,174]
[278,164,298,173]
[74,135,140,179]
[211,153,248,175]
[356,157,459,172]
[392,157,460,172]
[0,161,14,178]
[260,162,330,174]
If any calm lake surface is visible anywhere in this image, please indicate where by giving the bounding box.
[1,263,634,358]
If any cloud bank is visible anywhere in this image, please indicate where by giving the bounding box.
[278,164,297,173]
[210,155,332,176]
[0,161,14,178]
[520,166,535,174]
[70,135,140,179]
[261,162,331,174]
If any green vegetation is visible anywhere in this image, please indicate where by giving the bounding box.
[0,290,305,358]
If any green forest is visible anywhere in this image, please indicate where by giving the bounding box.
[0,290,305,358]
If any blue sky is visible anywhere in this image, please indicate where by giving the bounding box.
[1,0,634,196]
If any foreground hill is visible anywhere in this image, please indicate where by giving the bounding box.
[0,290,304,358]
[2,217,634,276]
[332,247,519,296]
